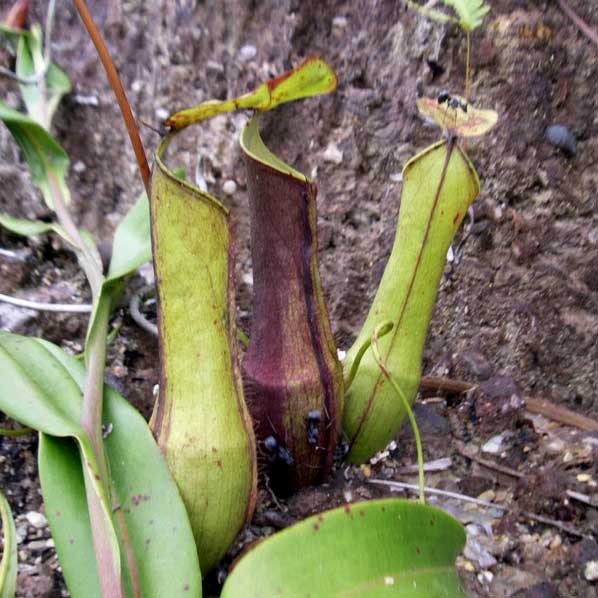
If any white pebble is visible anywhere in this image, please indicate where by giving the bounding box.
[155,107,169,121]
[482,433,505,455]
[332,16,348,27]
[323,143,343,165]
[25,511,47,529]
[222,180,237,196]
[585,560,598,581]
[238,44,257,62]
[73,161,86,174]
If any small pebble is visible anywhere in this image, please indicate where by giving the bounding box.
[25,511,47,529]
[155,107,169,121]
[323,143,343,164]
[73,161,86,174]
[72,93,99,107]
[482,433,505,454]
[222,180,237,196]
[544,124,577,157]
[238,44,257,62]
[584,560,598,581]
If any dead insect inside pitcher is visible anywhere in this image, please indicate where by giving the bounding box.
[262,434,294,465]
[306,409,321,447]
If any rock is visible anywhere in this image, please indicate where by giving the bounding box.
[323,143,343,165]
[513,581,557,598]
[572,538,598,568]
[544,124,577,157]
[458,350,493,380]
[464,536,498,569]
[490,566,543,597]
[585,560,598,581]
[25,511,47,529]
[73,160,87,174]
[222,180,237,195]
[238,44,257,62]
[155,107,169,121]
[482,433,507,454]
[16,563,56,597]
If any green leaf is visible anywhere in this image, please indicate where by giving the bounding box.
[222,498,467,598]
[343,140,480,463]
[0,101,70,209]
[442,0,490,31]
[0,213,64,237]
[0,23,30,54]
[166,57,336,130]
[38,349,202,598]
[0,332,201,597]
[16,24,71,130]
[107,193,152,281]
[0,332,121,595]
[0,489,17,598]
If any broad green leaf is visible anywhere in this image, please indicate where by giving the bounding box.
[343,140,480,463]
[107,193,152,281]
[166,57,336,130]
[149,136,256,572]
[443,0,490,31]
[417,97,498,137]
[0,101,70,208]
[16,24,71,130]
[39,344,201,598]
[0,489,17,598]
[0,332,121,595]
[222,498,467,598]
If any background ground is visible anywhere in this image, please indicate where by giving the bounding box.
[0,0,597,596]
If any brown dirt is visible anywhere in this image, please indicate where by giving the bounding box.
[0,0,597,596]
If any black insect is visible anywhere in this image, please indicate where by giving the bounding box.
[262,434,294,466]
[437,89,468,113]
[306,409,321,447]
[276,446,294,466]
[263,435,278,453]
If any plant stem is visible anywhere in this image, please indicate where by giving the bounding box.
[79,295,110,468]
[0,293,92,312]
[47,174,123,597]
[370,323,425,504]
[71,0,151,196]
[464,30,471,100]
[344,321,393,392]
[0,425,33,437]
[47,173,103,295]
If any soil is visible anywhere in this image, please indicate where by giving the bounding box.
[0,0,597,597]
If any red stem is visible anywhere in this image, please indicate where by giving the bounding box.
[71,0,151,195]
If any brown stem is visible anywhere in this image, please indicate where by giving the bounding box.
[420,374,473,394]
[71,0,151,195]
[464,30,471,101]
